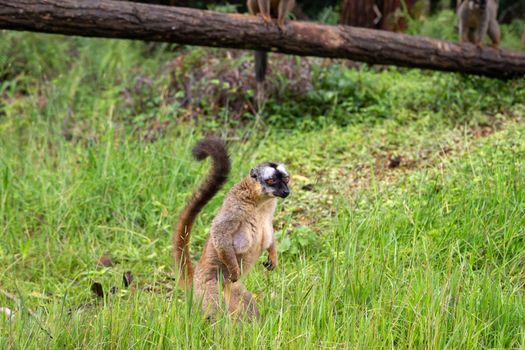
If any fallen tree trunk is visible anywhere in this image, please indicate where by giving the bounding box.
[0,0,524,79]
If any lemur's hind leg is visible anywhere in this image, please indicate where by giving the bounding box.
[194,278,224,319]
[226,282,260,320]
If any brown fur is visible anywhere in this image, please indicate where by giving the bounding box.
[174,139,284,319]
[247,0,295,29]
[457,0,500,49]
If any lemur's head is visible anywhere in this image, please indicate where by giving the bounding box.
[250,162,290,199]
[468,0,486,10]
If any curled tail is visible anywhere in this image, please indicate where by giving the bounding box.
[173,137,230,287]
[255,51,268,82]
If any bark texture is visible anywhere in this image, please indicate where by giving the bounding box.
[0,0,524,78]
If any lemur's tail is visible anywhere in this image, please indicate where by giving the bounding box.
[173,137,230,287]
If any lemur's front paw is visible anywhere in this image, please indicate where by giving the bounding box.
[227,267,240,283]
[259,13,272,25]
[262,259,275,271]
[277,19,287,31]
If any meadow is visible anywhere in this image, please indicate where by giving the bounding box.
[1,16,525,348]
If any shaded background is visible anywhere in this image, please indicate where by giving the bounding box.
[126,0,525,26]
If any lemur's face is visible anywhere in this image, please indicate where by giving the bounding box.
[250,162,290,199]
[468,0,486,10]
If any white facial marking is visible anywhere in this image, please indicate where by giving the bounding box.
[262,166,276,180]
[276,164,288,176]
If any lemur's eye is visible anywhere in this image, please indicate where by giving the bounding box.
[282,176,290,184]
[265,178,275,186]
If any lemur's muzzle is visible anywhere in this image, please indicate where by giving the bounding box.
[276,185,290,198]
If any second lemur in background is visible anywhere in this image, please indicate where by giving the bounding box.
[457,0,500,49]
[247,0,295,85]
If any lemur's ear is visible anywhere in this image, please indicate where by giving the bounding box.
[250,168,257,179]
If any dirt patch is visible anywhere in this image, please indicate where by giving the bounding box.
[282,116,524,232]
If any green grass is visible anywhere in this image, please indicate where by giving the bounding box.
[1,27,525,349]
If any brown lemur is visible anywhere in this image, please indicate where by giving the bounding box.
[173,137,290,319]
[457,0,500,49]
[247,0,295,85]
